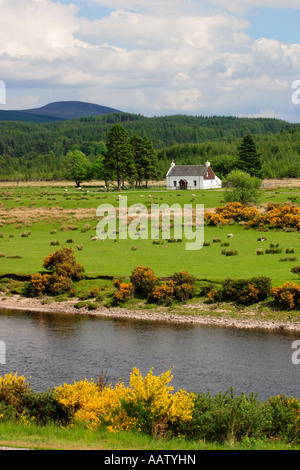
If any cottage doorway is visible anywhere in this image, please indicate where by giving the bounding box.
[179,179,188,190]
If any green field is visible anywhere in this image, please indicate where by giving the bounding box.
[0,185,300,286]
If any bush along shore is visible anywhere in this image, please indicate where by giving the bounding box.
[0,368,300,449]
[1,245,300,332]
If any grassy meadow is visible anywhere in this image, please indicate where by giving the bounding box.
[0,184,300,287]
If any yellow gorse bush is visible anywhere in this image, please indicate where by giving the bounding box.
[0,372,29,410]
[205,202,300,230]
[53,367,195,434]
[126,368,195,427]
[271,282,300,309]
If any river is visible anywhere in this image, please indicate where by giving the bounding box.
[0,308,299,399]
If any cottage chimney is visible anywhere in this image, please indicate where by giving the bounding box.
[171,160,175,168]
[206,160,210,168]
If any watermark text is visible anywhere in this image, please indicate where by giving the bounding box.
[96,196,204,251]
[292,80,300,105]
[0,340,6,365]
[0,80,6,105]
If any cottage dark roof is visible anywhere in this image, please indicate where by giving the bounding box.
[167,165,208,177]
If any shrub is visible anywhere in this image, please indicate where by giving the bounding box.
[173,282,196,302]
[204,202,300,231]
[43,247,84,281]
[113,282,135,305]
[271,283,300,309]
[89,287,100,298]
[23,273,50,297]
[221,277,271,305]
[23,273,73,297]
[130,266,158,296]
[21,389,70,426]
[148,271,197,305]
[266,247,282,254]
[53,367,195,435]
[291,266,300,278]
[148,282,175,305]
[182,389,272,443]
[47,274,73,296]
[268,395,300,443]
[0,372,30,413]
[170,271,196,301]
[170,271,196,287]
[23,248,83,298]
[221,249,238,256]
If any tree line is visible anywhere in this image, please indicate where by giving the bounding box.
[0,112,299,181]
[64,124,158,189]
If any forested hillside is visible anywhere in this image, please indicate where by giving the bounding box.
[0,112,299,180]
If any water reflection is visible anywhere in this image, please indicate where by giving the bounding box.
[0,308,299,399]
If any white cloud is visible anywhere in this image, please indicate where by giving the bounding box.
[209,0,300,13]
[0,0,299,120]
[0,0,85,58]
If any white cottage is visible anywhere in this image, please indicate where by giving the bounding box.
[166,161,222,190]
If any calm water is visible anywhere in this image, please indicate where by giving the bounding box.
[0,308,300,399]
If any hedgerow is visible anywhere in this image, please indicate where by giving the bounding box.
[1,370,300,444]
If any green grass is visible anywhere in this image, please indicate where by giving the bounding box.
[0,185,300,285]
[0,421,297,450]
[0,219,299,285]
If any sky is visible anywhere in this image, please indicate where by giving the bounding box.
[0,0,299,122]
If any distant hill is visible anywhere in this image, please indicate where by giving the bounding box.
[0,101,124,122]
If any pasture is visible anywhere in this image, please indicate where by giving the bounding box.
[0,184,299,286]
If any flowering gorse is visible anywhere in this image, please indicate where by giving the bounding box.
[271,282,300,309]
[53,367,195,435]
[205,202,300,230]
[0,372,29,411]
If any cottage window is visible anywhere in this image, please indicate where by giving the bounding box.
[194,180,197,187]
[173,181,177,187]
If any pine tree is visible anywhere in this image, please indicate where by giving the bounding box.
[130,135,146,187]
[103,124,136,189]
[130,135,158,187]
[142,136,158,187]
[238,134,262,178]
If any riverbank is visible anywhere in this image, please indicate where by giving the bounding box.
[1,293,300,333]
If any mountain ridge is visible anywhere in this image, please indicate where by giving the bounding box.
[0,101,124,122]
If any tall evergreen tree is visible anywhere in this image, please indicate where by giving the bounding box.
[238,133,262,178]
[130,134,147,187]
[130,135,158,187]
[103,124,136,189]
[142,136,158,187]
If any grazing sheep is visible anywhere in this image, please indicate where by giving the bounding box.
[227,233,233,238]
[90,236,98,241]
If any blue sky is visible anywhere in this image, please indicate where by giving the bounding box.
[0,0,299,122]
[246,7,300,44]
